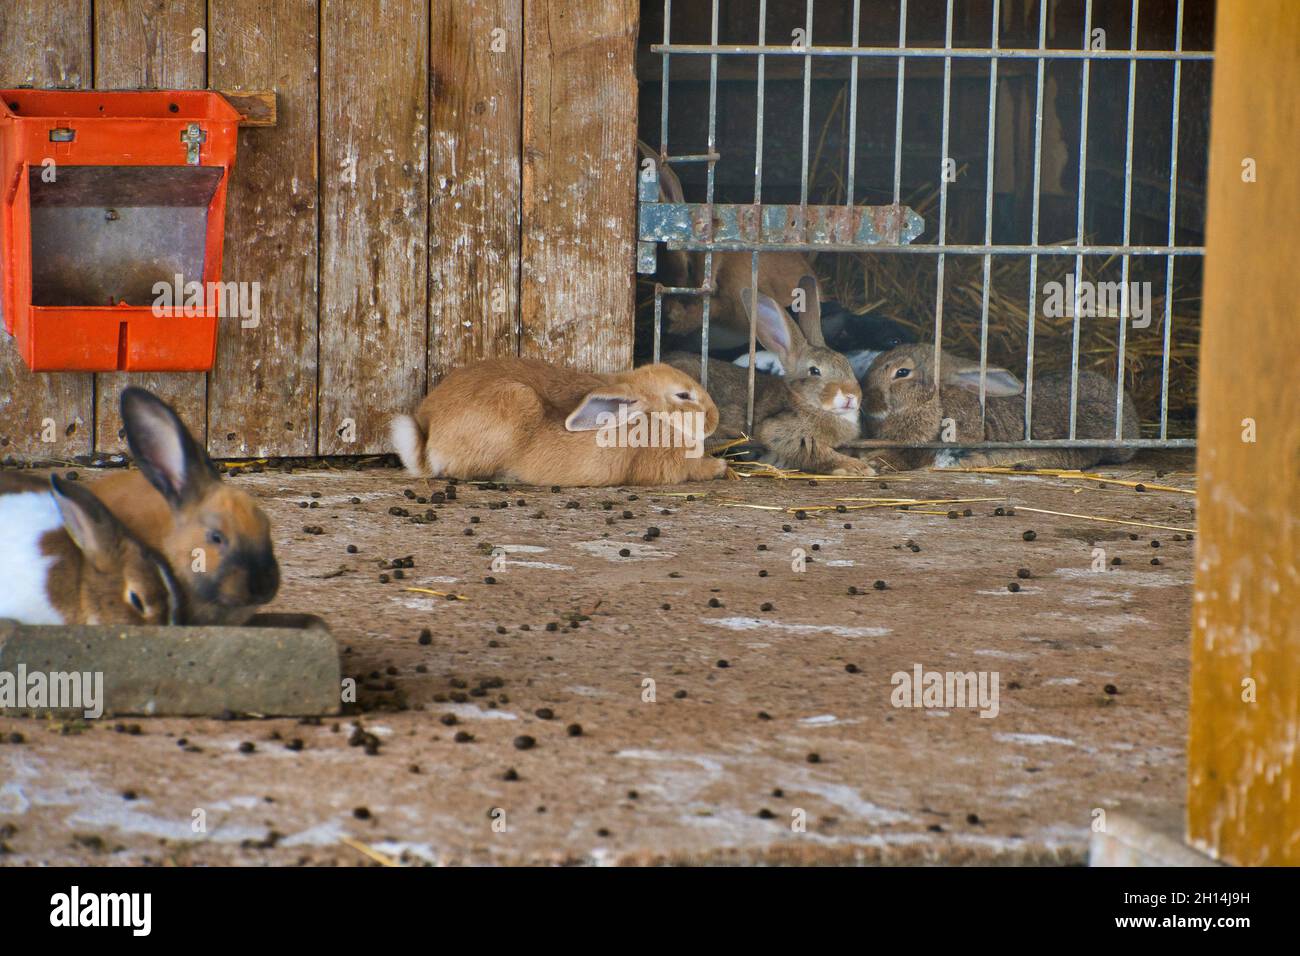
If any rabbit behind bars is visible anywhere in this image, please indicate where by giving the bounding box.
[861,344,1140,472]
[666,287,873,476]
[638,140,826,356]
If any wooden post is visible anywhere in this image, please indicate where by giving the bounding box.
[1188,0,1300,865]
[318,0,430,455]
[0,0,95,460]
[429,0,523,381]
[92,0,209,453]
[520,0,639,372]
[207,1,320,458]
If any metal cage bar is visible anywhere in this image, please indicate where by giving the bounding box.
[697,0,722,391]
[933,0,956,388]
[892,0,908,205]
[844,0,861,206]
[651,43,1211,62]
[1024,0,1048,441]
[1161,0,1187,441]
[745,0,769,433]
[1115,0,1141,441]
[1068,0,1095,442]
[978,0,1002,431]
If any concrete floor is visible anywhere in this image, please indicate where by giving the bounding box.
[0,457,1196,865]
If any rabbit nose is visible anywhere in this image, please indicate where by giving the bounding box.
[837,392,860,410]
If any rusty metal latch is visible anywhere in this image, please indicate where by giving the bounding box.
[180,123,206,165]
[48,128,75,143]
[637,201,924,268]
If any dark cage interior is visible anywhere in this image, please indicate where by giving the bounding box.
[635,0,1214,436]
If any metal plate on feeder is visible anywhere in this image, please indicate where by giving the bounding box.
[28,165,223,308]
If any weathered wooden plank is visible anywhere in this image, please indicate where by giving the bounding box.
[520,0,639,372]
[1188,0,1300,866]
[0,0,95,461]
[219,89,277,127]
[319,0,429,455]
[429,0,522,380]
[92,0,208,452]
[206,1,318,458]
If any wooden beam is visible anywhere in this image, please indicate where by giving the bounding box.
[1188,0,1300,866]
[206,2,318,458]
[520,0,639,372]
[0,0,95,461]
[318,0,429,454]
[429,0,523,381]
[92,0,209,453]
[218,89,277,127]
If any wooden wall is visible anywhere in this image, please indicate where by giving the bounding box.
[1188,0,1300,866]
[0,0,638,460]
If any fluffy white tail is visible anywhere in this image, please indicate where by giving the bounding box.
[389,415,426,475]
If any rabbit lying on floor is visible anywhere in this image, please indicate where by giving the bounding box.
[860,344,1140,472]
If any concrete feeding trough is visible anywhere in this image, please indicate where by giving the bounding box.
[0,613,340,719]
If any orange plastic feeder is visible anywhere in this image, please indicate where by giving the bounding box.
[0,90,241,372]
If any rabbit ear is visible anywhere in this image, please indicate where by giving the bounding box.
[50,474,124,572]
[947,365,1025,397]
[566,388,644,432]
[120,387,220,509]
[658,160,685,205]
[742,287,804,367]
[792,275,824,347]
[150,551,186,625]
[637,139,685,204]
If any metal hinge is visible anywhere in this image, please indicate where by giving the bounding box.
[636,160,664,274]
[180,123,207,165]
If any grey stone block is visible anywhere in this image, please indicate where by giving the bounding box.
[0,616,340,718]
[1089,810,1223,867]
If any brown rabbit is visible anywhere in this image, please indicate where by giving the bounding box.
[88,387,280,626]
[861,344,1140,472]
[0,472,183,626]
[638,142,824,354]
[666,287,873,476]
[390,358,728,487]
[665,253,824,353]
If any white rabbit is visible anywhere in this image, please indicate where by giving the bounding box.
[0,473,183,625]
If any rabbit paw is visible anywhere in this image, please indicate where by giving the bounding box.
[828,454,877,477]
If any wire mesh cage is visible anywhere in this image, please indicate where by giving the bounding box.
[636,0,1212,454]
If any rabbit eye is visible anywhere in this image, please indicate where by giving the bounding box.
[808,366,822,377]
[207,529,225,547]
[675,391,693,400]
[128,590,145,612]
[894,367,911,379]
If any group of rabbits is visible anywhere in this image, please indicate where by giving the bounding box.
[392,144,1135,486]
[0,311,1133,627]
[0,389,280,629]
[391,147,1136,487]
[1,146,1137,629]
[391,277,1137,488]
